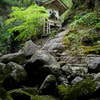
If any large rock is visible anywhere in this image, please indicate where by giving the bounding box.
[21,40,39,58]
[39,74,57,95]
[30,50,60,67]
[88,57,100,73]
[0,52,26,65]
[61,65,72,76]
[2,62,27,90]
[34,64,60,86]
[24,50,60,87]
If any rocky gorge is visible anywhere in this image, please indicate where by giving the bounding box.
[0,29,100,100]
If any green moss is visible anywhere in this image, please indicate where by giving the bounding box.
[79,46,100,55]
[57,80,97,100]
[62,36,70,47]
[57,84,71,99]
[32,95,56,100]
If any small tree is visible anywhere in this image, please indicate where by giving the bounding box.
[6,4,49,40]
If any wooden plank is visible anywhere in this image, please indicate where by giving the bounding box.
[44,0,55,5]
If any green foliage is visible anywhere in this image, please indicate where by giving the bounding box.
[0,16,14,53]
[50,29,57,37]
[0,0,18,7]
[0,24,13,44]
[61,0,72,8]
[67,33,75,40]
[71,11,100,27]
[57,80,97,100]
[74,15,80,20]
[6,4,49,40]
[19,0,35,7]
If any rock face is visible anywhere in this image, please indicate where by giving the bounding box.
[88,57,100,73]
[2,62,27,90]
[42,30,67,59]
[0,52,26,65]
[42,30,90,64]
[21,40,39,58]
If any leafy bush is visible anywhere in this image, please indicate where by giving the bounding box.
[71,12,100,27]
[6,4,49,41]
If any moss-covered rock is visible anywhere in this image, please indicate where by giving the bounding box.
[0,86,13,100]
[57,80,98,100]
[21,87,38,96]
[9,89,31,100]
[78,46,100,55]
[0,52,26,65]
[32,95,57,100]
[39,75,57,95]
[2,62,27,90]
[62,36,70,48]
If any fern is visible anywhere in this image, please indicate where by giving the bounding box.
[6,4,49,40]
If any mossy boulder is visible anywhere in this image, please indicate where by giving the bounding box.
[0,52,26,65]
[21,87,38,96]
[39,75,57,95]
[32,95,57,100]
[9,89,31,100]
[2,62,27,90]
[57,80,98,100]
[0,86,13,100]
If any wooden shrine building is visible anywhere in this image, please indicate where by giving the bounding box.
[35,0,68,35]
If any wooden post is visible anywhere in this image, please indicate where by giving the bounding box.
[49,23,50,34]
[43,17,45,35]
